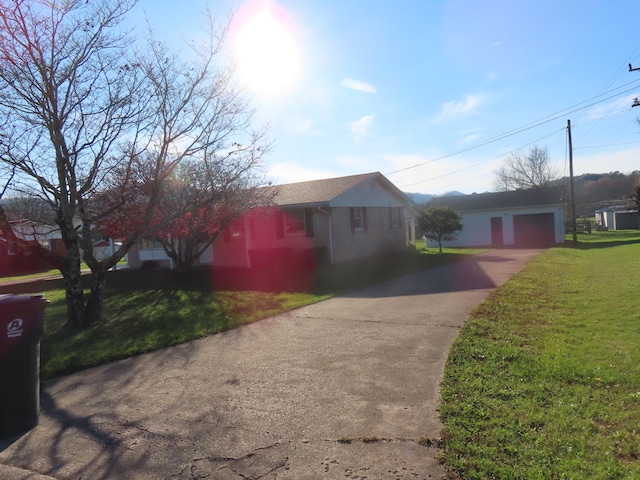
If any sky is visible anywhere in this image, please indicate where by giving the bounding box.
[135,0,640,195]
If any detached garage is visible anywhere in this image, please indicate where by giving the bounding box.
[425,187,567,248]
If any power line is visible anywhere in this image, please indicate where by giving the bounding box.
[399,128,565,189]
[574,140,640,149]
[385,78,640,178]
[571,107,630,126]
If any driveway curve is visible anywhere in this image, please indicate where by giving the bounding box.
[0,249,542,480]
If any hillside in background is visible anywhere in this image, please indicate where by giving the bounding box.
[406,191,465,206]
[407,171,638,215]
[550,170,639,215]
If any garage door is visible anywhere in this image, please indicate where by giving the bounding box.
[513,213,555,246]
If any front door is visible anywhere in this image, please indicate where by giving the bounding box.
[491,217,504,246]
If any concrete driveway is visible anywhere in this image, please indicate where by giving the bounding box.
[0,249,542,480]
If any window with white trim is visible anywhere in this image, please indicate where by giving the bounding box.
[350,207,367,233]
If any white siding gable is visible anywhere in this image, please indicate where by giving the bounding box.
[331,177,406,207]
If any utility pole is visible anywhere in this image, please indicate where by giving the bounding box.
[567,119,577,246]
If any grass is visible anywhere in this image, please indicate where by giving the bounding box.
[35,269,330,379]
[439,230,640,479]
[0,268,64,283]
[0,247,479,380]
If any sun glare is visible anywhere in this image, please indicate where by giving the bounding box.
[233,1,301,97]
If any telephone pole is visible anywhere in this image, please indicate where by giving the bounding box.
[567,119,577,246]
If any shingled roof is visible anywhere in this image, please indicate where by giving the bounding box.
[427,187,567,211]
[263,172,404,207]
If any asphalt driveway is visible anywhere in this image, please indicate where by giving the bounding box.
[0,249,542,480]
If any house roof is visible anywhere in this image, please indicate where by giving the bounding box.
[595,206,635,213]
[611,209,638,214]
[426,187,567,212]
[265,172,410,207]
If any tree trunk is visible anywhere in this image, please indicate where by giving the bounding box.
[85,267,107,325]
[62,244,87,328]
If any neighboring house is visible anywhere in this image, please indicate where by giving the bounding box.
[2,219,66,256]
[1,218,122,260]
[1,219,65,274]
[128,172,417,268]
[424,187,567,248]
[127,238,214,269]
[92,239,128,262]
[595,207,639,230]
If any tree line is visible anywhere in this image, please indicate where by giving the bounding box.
[494,145,639,215]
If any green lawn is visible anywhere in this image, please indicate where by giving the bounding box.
[0,268,64,283]
[0,247,479,379]
[439,230,640,479]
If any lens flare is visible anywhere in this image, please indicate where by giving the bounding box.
[232,1,302,97]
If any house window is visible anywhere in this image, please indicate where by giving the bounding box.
[230,222,245,238]
[389,207,402,229]
[350,207,367,233]
[276,209,314,238]
[224,219,245,241]
[285,209,306,236]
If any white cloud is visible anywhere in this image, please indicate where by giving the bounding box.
[572,145,640,175]
[335,154,372,170]
[341,78,377,94]
[585,94,637,121]
[287,117,317,135]
[458,133,481,145]
[267,163,339,184]
[434,94,486,122]
[383,152,502,195]
[349,114,374,139]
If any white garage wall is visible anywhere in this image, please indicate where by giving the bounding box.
[427,205,565,248]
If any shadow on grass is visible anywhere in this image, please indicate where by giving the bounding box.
[575,238,640,250]
[40,287,231,379]
[562,230,640,250]
[24,249,481,380]
[312,251,469,295]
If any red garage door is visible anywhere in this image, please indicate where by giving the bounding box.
[513,213,555,246]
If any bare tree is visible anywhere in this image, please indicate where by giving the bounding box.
[0,0,269,326]
[494,145,559,191]
[1,196,54,224]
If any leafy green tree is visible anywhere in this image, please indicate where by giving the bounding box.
[419,206,463,253]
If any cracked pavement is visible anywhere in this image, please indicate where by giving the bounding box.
[0,249,542,479]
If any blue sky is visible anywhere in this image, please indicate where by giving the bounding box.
[136,0,640,195]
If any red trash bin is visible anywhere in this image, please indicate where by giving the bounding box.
[0,294,49,440]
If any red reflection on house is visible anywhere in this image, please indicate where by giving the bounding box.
[211,207,316,292]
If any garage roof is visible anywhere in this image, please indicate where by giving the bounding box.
[426,187,567,211]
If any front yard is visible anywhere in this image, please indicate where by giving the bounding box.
[439,230,640,479]
[4,231,638,478]
[0,247,479,379]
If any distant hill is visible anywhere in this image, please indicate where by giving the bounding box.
[405,191,465,206]
[550,170,639,215]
